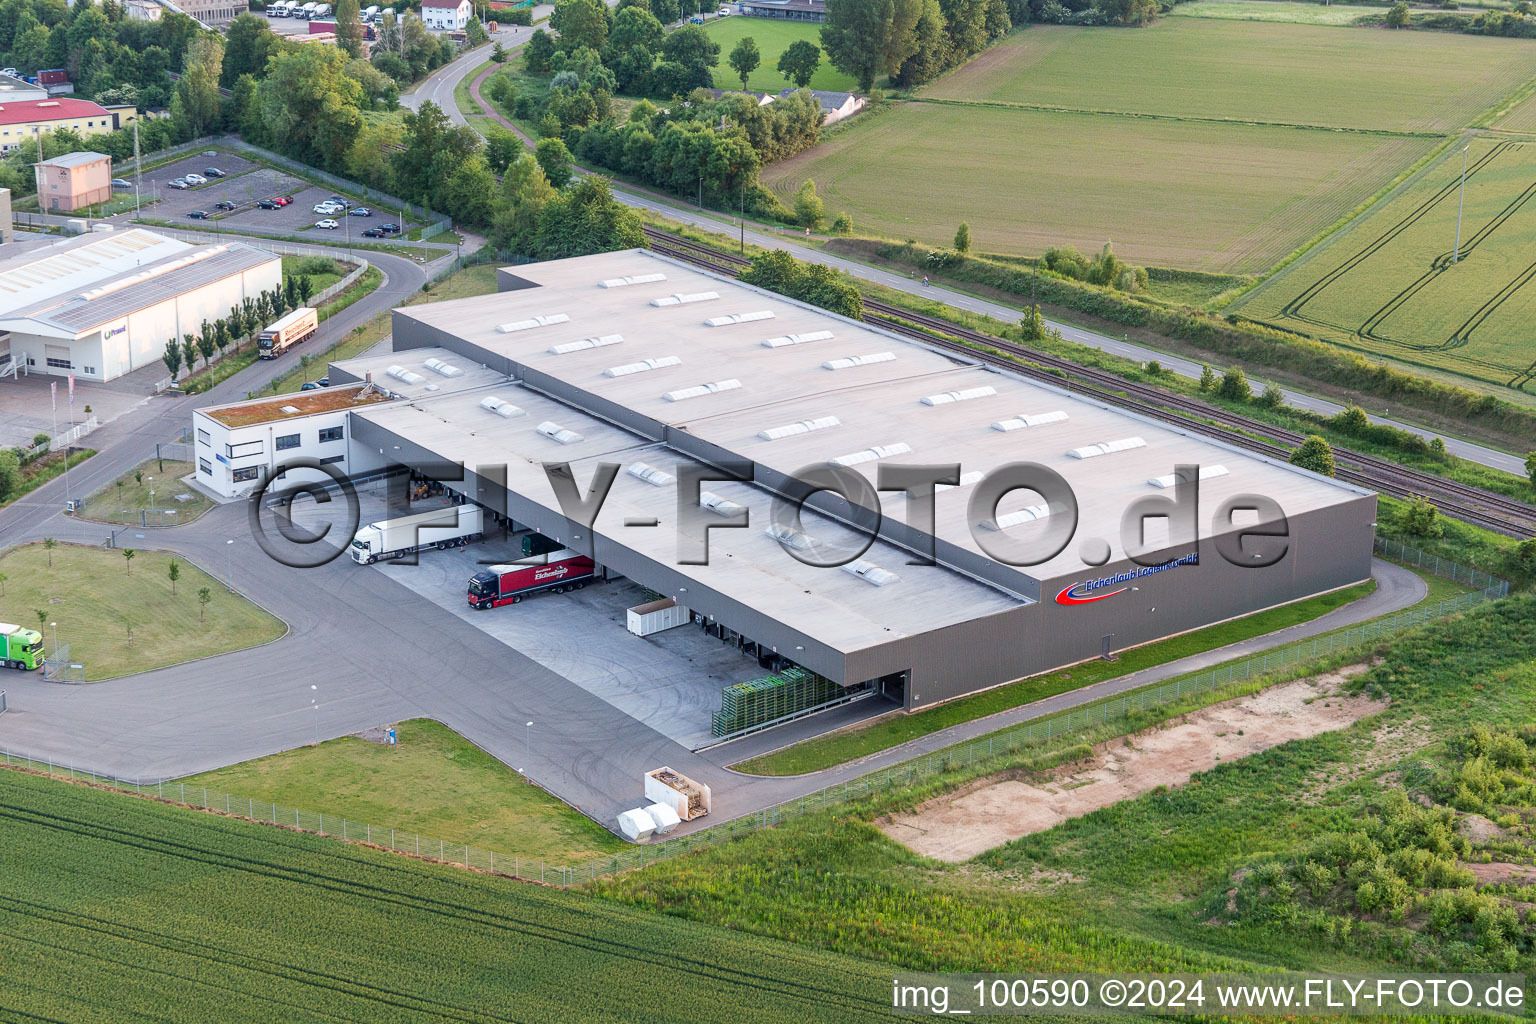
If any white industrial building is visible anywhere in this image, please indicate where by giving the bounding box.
[191,348,504,498]
[0,228,280,383]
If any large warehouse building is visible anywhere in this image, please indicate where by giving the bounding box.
[212,249,1378,712]
[0,228,280,383]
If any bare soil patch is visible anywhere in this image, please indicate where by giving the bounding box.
[1464,861,1536,885]
[880,668,1383,863]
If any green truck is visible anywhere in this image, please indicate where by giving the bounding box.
[0,622,44,671]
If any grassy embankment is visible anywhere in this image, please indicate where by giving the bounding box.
[180,718,625,865]
[0,542,284,680]
[597,596,1536,978]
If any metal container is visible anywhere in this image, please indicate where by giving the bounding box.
[626,598,690,637]
[616,807,657,841]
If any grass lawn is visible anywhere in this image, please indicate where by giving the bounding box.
[1168,0,1389,25]
[1234,137,1536,392]
[734,580,1377,775]
[0,766,892,1023]
[79,459,213,526]
[921,20,1533,133]
[180,718,626,864]
[702,17,856,94]
[764,103,1437,271]
[280,253,346,294]
[0,542,284,681]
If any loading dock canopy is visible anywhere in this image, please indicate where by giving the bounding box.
[352,383,1025,658]
[391,250,1372,582]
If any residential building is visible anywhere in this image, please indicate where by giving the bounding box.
[421,0,472,31]
[740,0,826,21]
[779,88,865,124]
[167,0,245,28]
[0,98,136,155]
[123,0,165,20]
[33,151,111,213]
[0,228,281,383]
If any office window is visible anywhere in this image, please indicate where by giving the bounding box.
[232,467,259,483]
[318,426,344,443]
[45,356,73,369]
[227,438,263,459]
[199,459,212,475]
[197,428,210,446]
[319,454,345,465]
[83,366,95,375]
[275,433,300,450]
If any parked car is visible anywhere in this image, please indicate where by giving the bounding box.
[187,210,210,219]
[215,200,237,210]
[717,5,731,14]
[313,201,341,214]
[379,223,401,235]
[110,177,132,191]
[257,199,280,209]
[689,14,703,22]
[326,195,351,208]
[204,167,225,178]
[166,180,189,190]
[315,218,340,230]
[299,377,331,391]
[273,195,293,206]
[183,173,207,185]
[348,207,372,217]
[361,227,383,237]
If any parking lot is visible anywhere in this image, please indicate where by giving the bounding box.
[143,152,421,237]
[378,539,759,751]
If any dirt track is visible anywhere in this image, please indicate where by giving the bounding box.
[881,668,1383,863]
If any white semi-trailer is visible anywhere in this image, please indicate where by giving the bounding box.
[349,505,483,564]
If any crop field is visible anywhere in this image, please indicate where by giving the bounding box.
[1168,1,1389,26]
[769,18,1536,269]
[702,17,856,94]
[1235,138,1536,390]
[0,767,892,1022]
[763,104,1437,271]
[919,21,1533,133]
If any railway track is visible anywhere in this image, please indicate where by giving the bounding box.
[642,228,1536,540]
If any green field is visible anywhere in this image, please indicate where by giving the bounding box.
[1168,0,1389,25]
[0,543,284,680]
[766,18,1536,270]
[764,102,1437,271]
[702,16,856,94]
[180,718,625,865]
[1235,138,1536,391]
[0,766,892,1022]
[599,597,1536,978]
[921,21,1533,132]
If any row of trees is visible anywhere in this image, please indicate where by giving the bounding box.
[160,274,316,381]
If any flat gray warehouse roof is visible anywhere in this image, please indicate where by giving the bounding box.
[393,249,1370,582]
[353,383,1024,656]
[328,345,509,400]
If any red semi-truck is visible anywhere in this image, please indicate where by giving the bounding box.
[468,549,596,609]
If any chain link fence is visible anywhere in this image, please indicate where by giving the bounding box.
[0,538,1512,886]
[42,644,84,683]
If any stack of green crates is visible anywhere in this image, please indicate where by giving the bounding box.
[711,667,844,736]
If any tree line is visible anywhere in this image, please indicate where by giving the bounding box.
[160,272,316,382]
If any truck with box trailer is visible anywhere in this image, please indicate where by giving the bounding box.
[0,623,44,671]
[257,307,317,360]
[645,767,711,821]
[468,549,596,608]
[349,505,484,564]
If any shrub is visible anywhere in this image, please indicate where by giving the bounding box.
[1218,368,1251,402]
[830,212,853,235]
[1290,435,1336,477]
[1258,384,1285,409]
[1198,364,1217,392]
[296,255,339,277]
[1396,495,1444,538]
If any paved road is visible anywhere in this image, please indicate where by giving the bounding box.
[437,45,1526,477]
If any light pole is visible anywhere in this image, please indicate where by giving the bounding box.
[49,621,57,660]
[226,538,235,593]
[311,684,319,745]
[524,720,533,776]
[1453,144,1469,264]
[147,478,155,515]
